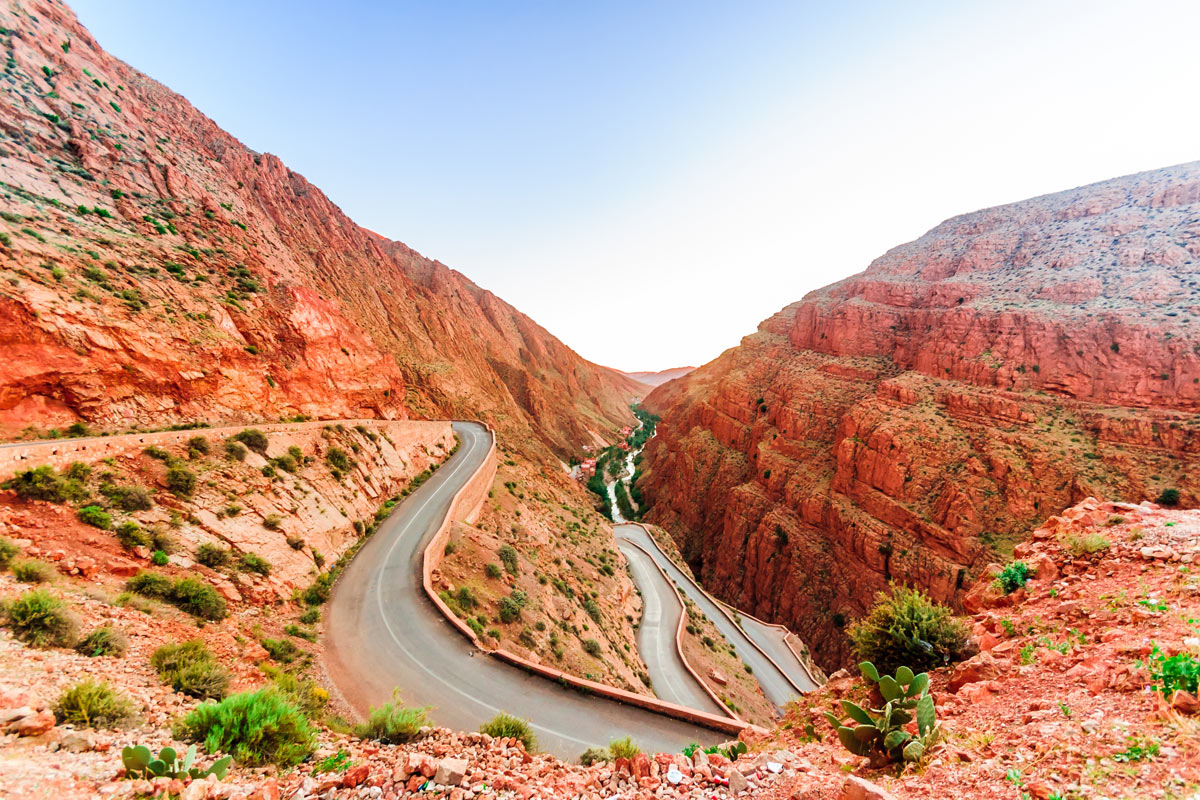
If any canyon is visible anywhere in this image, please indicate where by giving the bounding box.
[639,161,1200,669]
[0,1,640,458]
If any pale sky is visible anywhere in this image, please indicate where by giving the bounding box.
[73,1,1200,372]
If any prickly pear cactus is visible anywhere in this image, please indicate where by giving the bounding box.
[823,661,941,765]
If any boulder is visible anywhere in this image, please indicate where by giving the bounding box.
[841,775,899,800]
[948,651,1003,691]
[433,757,468,786]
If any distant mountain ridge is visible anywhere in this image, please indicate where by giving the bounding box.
[621,367,696,388]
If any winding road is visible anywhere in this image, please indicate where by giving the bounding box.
[325,422,721,759]
[614,524,818,705]
[615,537,726,716]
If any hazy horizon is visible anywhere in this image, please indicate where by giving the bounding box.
[73,1,1200,372]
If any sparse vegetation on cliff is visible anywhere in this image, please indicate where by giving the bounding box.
[848,585,969,674]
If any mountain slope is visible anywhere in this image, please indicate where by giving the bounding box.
[620,367,696,388]
[0,0,639,455]
[639,162,1200,669]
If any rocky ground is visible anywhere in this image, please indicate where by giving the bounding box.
[3,497,1197,799]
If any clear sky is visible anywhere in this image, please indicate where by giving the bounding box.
[72,1,1200,372]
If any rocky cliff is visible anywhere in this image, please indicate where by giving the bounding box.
[0,1,640,456]
[640,162,1200,669]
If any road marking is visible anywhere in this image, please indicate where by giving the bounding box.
[370,427,595,749]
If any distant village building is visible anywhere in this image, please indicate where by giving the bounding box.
[620,426,633,437]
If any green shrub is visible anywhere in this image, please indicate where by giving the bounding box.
[608,736,641,760]
[12,558,54,583]
[151,640,230,699]
[166,466,197,497]
[1146,645,1199,697]
[498,545,519,575]
[847,585,970,675]
[174,689,314,766]
[104,484,153,511]
[285,624,316,642]
[4,589,77,647]
[582,638,602,657]
[148,527,176,553]
[232,429,268,454]
[144,446,171,461]
[75,626,128,657]
[115,520,150,549]
[224,440,247,461]
[579,746,612,766]
[240,552,270,575]
[195,543,231,568]
[1156,488,1181,507]
[480,712,536,751]
[354,690,429,743]
[0,537,18,570]
[78,505,112,529]
[126,570,173,598]
[54,680,135,728]
[995,562,1031,594]
[170,578,227,620]
[1061,532,1110,556]
[272,454,298,473]
[4,465,86,502]
[498,591,526,623]
[325,447,351,473]
[299,608,320,625]
[486,563,502,579]
[151,550,169,566]
[186,436,210,456]
[63,461,91,481]
[264,514,284,531]
[261,666,329,717]
[262,638,299,663]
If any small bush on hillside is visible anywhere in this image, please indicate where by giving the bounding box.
[265,515,285,531]
[170,578,227,620]
[144,446,171,461]
[103,484,153,511]
[75,626,128,657]
[325,447,351,473]
[151,640,230,699]
[174,689,314,766]
[485,563,502,579]
[608,736,641,760]
[995,561,1031,594]
[498,545,519,575]
[1156,488,1181,507]
[1061,532,1110,556]
[262,665,329,716]
[126,570,173,598]
[224,440,247,461]
[579,746,612,766]
[186,436,210,456]
[498,591,526,624]
[240,552,270,575]
[151,549,169,566]
[232,429,268,454]
[116,521,150,550]
[848,585,970,675]
[299,608,320,625]
[148,527,176,553]
[5,465,86,503]
[582,638,602,657]
[196,543,231,568]
[0,537,18,570]
[480,712,536,752]
[4,589,77,647]
[12,558,53,583]
[166,466,197,497]
[54,680,135,728]
[354,690,429,744]
[262,637,300,663]
[63,461,91,482]
[77,505,112,529]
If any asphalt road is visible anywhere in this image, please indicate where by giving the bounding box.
[614,524,806,709]
[730,609,821,692]
[326,421,721,759]
[615,538,726,716]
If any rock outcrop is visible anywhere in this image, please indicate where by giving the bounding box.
[640,162,1200,669]
[0,1,640,456]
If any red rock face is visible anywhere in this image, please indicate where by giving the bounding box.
[641,163,1200,669]
[0,2,639,455]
